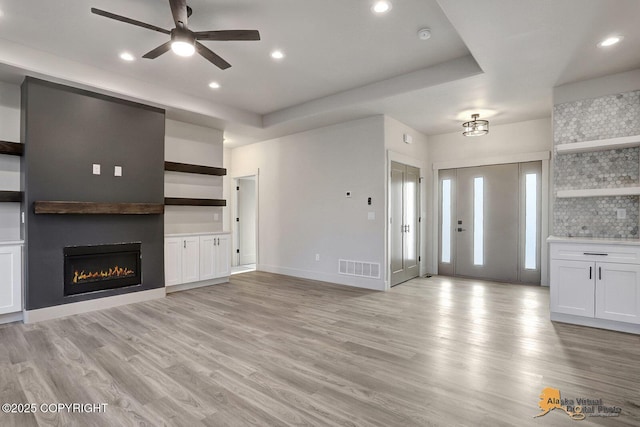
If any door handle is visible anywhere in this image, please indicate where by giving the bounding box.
[589,266,592,279]
[457,228,466,232]
[406,225,410,233]
[599,266,602,280]
[183,240,186,248]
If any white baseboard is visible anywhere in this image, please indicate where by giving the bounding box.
[550,312,640,335]
[23,287,166,324]
[0,311,24,325]
[258,264,385,291]
[166,277,229,294]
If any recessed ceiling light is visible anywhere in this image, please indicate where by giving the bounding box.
[119,52,135,62]
[372,1,392,14]
[271,50,285,60]
[208,81,221,89]
[598,35,623,48]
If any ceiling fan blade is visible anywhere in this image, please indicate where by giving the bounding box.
[195,42,231,70]
[195,30,261,41]
[142,41,173,59]
[91,8,170,35]
[169,0,189,28]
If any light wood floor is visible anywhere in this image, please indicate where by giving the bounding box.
[1,272,639,426]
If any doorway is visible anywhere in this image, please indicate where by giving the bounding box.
[233,176,257,274]
[438,162,541,284]
[390,161,420,286]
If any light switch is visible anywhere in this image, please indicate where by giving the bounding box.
[92,164,101,175]
[368,212,375,220]
[617,208,626,219]
[114,166,122,177]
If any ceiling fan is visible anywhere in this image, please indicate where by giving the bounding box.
[91,0,260,70]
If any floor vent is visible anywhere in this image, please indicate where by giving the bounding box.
[338,259,380,279]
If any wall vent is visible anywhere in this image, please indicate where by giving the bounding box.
[338,259,380,279]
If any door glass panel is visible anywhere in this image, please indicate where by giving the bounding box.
[473,177,484,266]
[406,180,416,261]
[524,173,537,269]
[441,179,452,263]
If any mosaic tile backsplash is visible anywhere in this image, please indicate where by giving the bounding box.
[553,89,640,238]
[554,90,640,145]
[554,147,638,191]
[554,197,639,238]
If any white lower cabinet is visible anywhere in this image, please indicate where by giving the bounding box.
[0,244,22,315]
[165,233,230,288]
[596,263,640,324]
[550,259,595,317]
[199,235,230,280]
[549,240,640,330]
[182,236,200,284]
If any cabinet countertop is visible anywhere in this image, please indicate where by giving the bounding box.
[165,232,230,238]
[0,240,24,247]
[548,236,640,246]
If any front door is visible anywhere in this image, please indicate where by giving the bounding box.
[438,162,541,283]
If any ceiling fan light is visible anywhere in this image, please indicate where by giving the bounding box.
[171,40,195,57]
[462,114,489,137]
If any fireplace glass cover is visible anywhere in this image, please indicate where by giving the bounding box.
[63,243,141,296]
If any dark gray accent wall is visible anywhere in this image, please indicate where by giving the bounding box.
[21,78,165,310]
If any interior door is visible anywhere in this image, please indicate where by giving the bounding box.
[237,177,257,265]
[390,161,420,286]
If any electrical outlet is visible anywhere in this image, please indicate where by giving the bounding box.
[315,254,320,261]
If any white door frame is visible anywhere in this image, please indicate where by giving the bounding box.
[386,150,427,290]
[231,172,260,268]
[431,151,551,286]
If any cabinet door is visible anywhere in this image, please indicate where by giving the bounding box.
[214,235,231,278]
[199,235,216,281]
[596,262,640,324]
[182,237,200,284]
[164,238,183,286]
[550,259,595,317]
[0,245,22,315]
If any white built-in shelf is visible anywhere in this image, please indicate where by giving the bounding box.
[556,134,640,154]
[556,187,640,198]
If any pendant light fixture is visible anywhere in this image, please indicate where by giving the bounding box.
[462,114,489,137]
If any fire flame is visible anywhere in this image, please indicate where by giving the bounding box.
[73,265,135,284]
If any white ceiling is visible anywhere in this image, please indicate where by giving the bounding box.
[0,0,639,146]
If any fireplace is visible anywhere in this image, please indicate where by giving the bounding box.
[63,243,142,296]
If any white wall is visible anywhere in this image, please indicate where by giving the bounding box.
[0,81,22,241]
[429,118,552,164]
[383,117,431,275]
[164,119,225,234]
[230,116,387,290]
[428,118,553,282]
[554,68,640,104]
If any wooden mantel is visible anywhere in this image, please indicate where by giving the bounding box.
[34,201,165,215]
